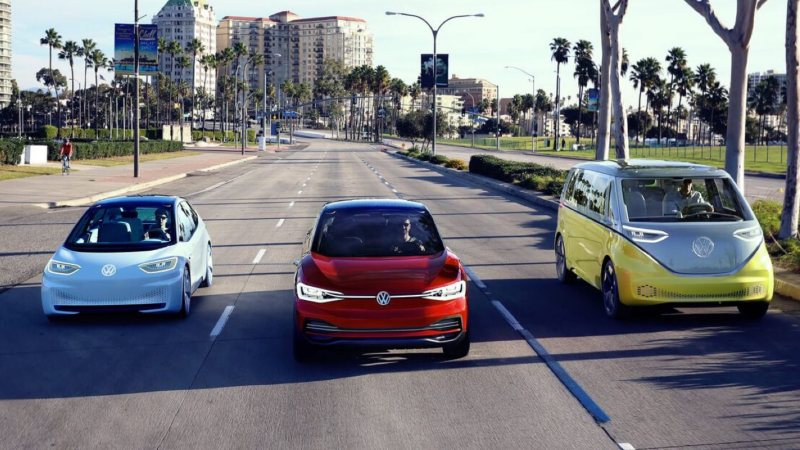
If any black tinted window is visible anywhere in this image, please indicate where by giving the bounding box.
[312,208,445,257]
[65,203,176,252]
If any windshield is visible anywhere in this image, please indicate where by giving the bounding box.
[64,203,177,252]
[621,177,747,223]
[312,208,445,257]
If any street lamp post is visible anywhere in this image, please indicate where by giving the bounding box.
[134,0,141,178]
[386,11,484,156]
[505,66,536,153]
[460,90,476,148]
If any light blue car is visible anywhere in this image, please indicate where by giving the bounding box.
[41,195,213,319]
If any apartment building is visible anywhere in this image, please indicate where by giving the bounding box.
[0,0,11,108]
[438,75,497,111]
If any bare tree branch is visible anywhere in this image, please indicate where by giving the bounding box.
[612,0,622,13]
[682,0,733,44]
[757,0,769,9]
[618,0,630,20]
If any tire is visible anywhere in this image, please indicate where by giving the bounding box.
[602,259,629,319]
[293,316,314,362]
[442,328,471,359]
[200,244,213,288]
[555,234,577,284]
[738,302,769,319]
[179,266,192,318]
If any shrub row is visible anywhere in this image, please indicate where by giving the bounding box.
[469,154,567,196]
[43,140,184,161]
[0,139,25,165]
[191,129,257,142]
[41,126,166,141]
[397,149,467,171]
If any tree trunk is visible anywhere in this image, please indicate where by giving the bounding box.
[577,85,583,145]
[94,70,99,138]
[554,63,561,150]
[781,0,800,238]
[606,5,629,159]
[70,62,75,138]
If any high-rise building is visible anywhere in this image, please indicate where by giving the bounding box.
[217,11,373,99]
[152,0,217,95]
[0,0,11,108]
[439,75,498,111]
[748,70,787,96]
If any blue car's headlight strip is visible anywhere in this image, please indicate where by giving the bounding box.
[47,260,81,276]
[139,257,179,274]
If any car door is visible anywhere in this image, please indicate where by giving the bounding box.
[574,171,615,288]
[185,202,208,274]
[178,202,202,289]
[559,169,583,276]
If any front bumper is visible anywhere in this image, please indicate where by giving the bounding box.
[41,267,184,316]
[615,241,774,306]
[295,295,468,347]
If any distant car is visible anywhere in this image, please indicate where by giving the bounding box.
[293,199,470,361]
[555,160,773,319]
[41,195,213,319]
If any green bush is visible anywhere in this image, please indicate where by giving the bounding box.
[521,174,554,191]
[544,179,566,197]
[417,152,432,162]
[0,139,25,165]
[430,155,449,165]
[469,154,565,183]
[45,140,183,161]
[751,200,782,237]
[445,159,467,170]
[39,126,58,140]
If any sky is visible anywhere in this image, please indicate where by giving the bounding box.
[11,0,789,107]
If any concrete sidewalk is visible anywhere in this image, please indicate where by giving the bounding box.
[0,151,257,209]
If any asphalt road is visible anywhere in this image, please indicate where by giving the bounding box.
[1,140,800,449]
[383,139,788,204]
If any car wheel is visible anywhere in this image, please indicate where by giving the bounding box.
[200,244,213,288]
[555,235,576,284]
[602,260,629,319]
[179,266,192,317]
[442,328,471,359]
[293,316,314,362]
[738,302,769,319]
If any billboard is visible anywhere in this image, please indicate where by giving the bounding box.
[587,88,599,112]
[420,54,449,89]
[115,24,159,75]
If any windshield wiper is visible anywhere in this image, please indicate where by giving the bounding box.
[681,211,743,221]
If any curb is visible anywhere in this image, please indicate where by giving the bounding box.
[33,155,258,209]
[773,268,800,304]
[388,152,559,212]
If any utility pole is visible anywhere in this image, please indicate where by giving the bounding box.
[134,0,141,177]
[496,85,500,151]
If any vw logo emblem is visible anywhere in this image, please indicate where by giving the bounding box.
[376,291,391,306]
[101,264,117,277]
[692,237,715,258]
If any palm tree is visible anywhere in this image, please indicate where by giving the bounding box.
[550,37,571,150]
[665,47,687,144]
[646,78,669,142]
[185,39,206,130]
[156,38,168,127]
[165,40,183,139]
[89,49,108,138]
[621,48,630,76]
[749,77,780,145]
[694,63,716,146]
[706,81,728,146]
[573,40,595,144]
[409,82,422,111]
[77,39,96,130]
[674,67,695,140]
[372,65,391,140]
[177,56,191,142]
[58,40,80,138]
[199,54,215,131]
[41,28,63,131]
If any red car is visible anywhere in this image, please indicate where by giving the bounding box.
[293,199,470,361]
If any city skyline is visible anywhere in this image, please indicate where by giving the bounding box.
[10,0,789,106]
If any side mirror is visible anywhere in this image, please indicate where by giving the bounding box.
[293,260,301,268]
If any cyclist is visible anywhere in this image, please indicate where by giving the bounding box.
[60,139,73,175]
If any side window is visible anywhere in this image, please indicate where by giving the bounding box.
[185,202,200,227]
[577,171,613,222]
[572,171,590,210]
[178,203,195,241]
[562,169,580,205]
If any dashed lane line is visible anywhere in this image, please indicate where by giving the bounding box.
[289,201,295,208]
[276,219,285,228]
[252,249,266,264]
[209,305,235,340]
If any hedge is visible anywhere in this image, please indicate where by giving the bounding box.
[429,155,449,165]
[43,140,184,161]
[444,159,467,170]
[469,154,567,196]
[0,139,25,165]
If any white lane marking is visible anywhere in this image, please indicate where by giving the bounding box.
[392,189,398,193]
[276,219,285,228]
[186,169,257,197]
[492,300,523,331]
[253,249,266,264]
[307,177,311,180]
[289,201,295,208]
[384,181,390,185]
[210,305,235,340]
[463,266,486,289]
[298,190,303,195]
[618,444,635,450]
[302,183,307,187]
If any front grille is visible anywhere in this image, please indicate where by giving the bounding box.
[51,287,171,307]
[636,284,765,300]
[305,317,462,334]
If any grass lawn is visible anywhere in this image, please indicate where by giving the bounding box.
[0,165,74,181]
[78,151,202,167]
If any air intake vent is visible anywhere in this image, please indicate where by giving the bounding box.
[636,284,765,300]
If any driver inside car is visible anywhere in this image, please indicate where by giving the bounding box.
[662,179,713,216]
[144,208,171,241]
[391,217,426,254]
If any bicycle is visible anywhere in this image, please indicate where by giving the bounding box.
[61,156,70,175]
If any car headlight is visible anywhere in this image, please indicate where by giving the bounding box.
[47,260,81,276]
[296,282,344,303]
[139,257,179,274]
[623,225,669,244]
[423,280,466,301]
[734,226,763,242]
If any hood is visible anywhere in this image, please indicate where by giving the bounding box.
[626,221,762,275]
[300,250,461,295]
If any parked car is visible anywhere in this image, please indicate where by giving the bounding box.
[555,159,773,319]
[41,195,213,319]
[293,199,470,361]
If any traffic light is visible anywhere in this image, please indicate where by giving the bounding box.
[461,107,466,118]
